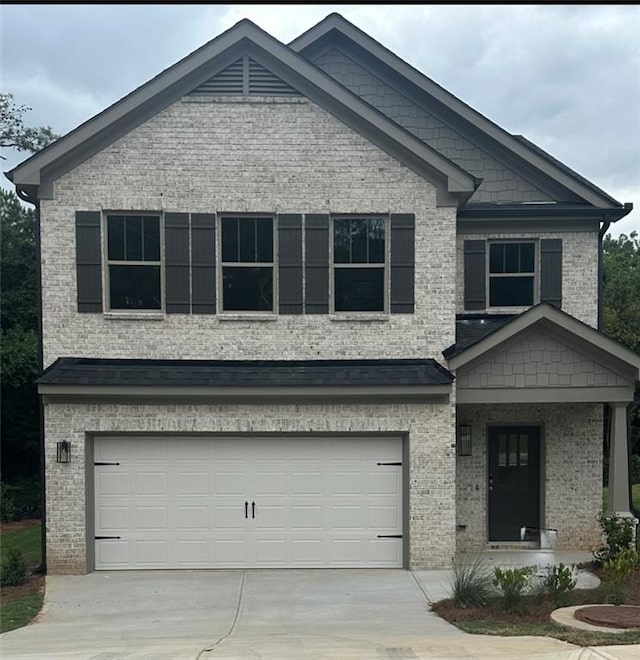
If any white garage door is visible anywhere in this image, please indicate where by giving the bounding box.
[94,436,403,569]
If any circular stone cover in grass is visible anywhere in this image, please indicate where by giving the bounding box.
[574,605,640,630]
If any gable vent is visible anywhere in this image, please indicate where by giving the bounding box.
[188,56,300,97]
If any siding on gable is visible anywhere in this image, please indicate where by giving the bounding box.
[313,48,553,204]
[42,96,455,367]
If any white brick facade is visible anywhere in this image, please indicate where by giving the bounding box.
[45,399,455,573]
[455,403,603,553]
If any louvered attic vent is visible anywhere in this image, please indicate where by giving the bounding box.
[188,56,300,96]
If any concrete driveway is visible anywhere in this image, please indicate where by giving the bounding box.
[1,569,638,659]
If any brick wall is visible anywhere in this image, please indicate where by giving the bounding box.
[44,398,456,573]
[456,231,599,326]
[455,403,602,553]
[41,96,455,366]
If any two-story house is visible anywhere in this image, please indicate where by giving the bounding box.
[7,14,640,573]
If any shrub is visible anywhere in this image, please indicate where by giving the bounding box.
[493,566,533,612]
[592,511,636,566]
[1,482,16,523]
[449,556,494,608]
[544,563,577,607]
[602,548,639,605]
[0,546,28,587]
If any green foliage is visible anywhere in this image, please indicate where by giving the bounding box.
[602,547,639,605]
[0,546,28,587]
[1,521,42,567]
[0,591,44,634]
[492,566,534,612]
[449,556,495,608]
[544,563,577,607]
[1,482,16,522]
[593,511,636,566]
[0,92,58,158]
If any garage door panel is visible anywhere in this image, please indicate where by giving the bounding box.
[95,436,403,569]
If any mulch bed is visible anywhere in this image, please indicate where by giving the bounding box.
[0,573,45,603]
[575,605,640,629]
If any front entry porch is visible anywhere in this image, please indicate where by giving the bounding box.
[446,304,640,554]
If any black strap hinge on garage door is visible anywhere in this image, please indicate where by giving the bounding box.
[95,536,121,540]
[377,462,402,466]
[377,534,403,539]
[94,462,120,466]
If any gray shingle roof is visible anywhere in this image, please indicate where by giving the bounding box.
[443,314,516,359]
[39,358,454,388]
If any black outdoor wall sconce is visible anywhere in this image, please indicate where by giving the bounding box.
[56,441,71,463]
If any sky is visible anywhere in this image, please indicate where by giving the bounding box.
[1,4,638,237]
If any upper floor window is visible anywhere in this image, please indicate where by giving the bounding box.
[221,216,274,311]
[106,214,161,310]
[488,241,535,307]
[333,217,386,312]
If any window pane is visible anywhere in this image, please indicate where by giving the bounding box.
[350,219,368,263]
[519,435,528,467]
[498,434,507,467]
[489,244,504,273]
[109,265,161,310]
[504,243,520,273]
[143,216,160,261]
[256,218,273,262]
[223,267,273,311]
[107,216,125,261]
[520,243,535,272]
[222,218,238,262]
[490,276,534,306]
[334,268,384,311]
[125,216,143,261]
[368,218,385,263]
[334,219,350,263]
[239,218,256,262]
[509,434,518,467]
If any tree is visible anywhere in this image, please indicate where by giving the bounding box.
[0,93,58,158]
[602,231,640,478]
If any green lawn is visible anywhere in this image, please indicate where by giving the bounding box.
[602,483,640,512]
[0,523,42,568]
[1,522,44,634]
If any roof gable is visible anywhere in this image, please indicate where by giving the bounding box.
[7,19,477,205]
[290,13,624,210]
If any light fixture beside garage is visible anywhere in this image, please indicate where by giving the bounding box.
[56,441,71,463]
[457,425,472,456]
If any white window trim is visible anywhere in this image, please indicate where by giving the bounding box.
[217,214,277,315]
[102,211,165,314]
[330,215,390,315]
[486,239,539,312]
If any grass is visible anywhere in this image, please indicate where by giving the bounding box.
[1,520,44,634]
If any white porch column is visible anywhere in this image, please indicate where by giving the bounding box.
[607,402,633,516]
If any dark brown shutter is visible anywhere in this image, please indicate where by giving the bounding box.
[191,213,216,314]
[464,240,486,310]
[75,211,102,312]
[540,238,562,308]
[304,214,329,314]
[278,214,303,314]
[164,213,190,313]
[390,214,415,313]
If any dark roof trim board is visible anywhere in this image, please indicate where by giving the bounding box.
[445,303,640,382]
[290,13,626,210]
[6,20,477,206]
[38,358,454,399]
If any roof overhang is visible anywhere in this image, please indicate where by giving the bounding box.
[447,303,640,383]
[6,19,477,206]
[290,13,626,210]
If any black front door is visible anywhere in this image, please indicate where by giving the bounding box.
[488,426,540,541]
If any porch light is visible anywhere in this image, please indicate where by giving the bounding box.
[56,441,71,463]
[457,425,472,456]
